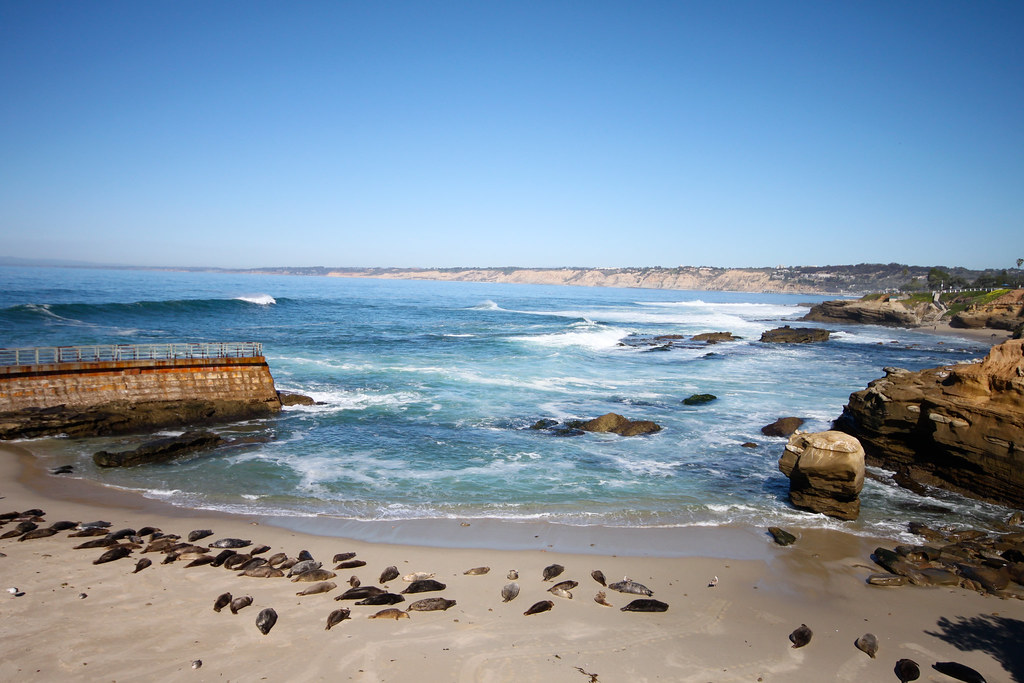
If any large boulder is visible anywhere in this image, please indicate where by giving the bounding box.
[778,430,865,520]
[761,417,804,437]
[836,339,1024,508]
[579,413,662,436]
[759,326,830,343]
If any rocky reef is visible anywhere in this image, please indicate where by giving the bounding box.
[759,326,830,343]
[93,430,224,467]
[836,339,1024,508]
[778,431,865,520]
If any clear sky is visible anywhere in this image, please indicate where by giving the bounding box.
[1,1,1021,270]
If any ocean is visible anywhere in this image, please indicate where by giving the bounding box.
[0,266,1011,546]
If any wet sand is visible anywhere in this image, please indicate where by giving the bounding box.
[1,443,1019,682]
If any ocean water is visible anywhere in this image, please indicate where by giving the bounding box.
[0,266,1012,543]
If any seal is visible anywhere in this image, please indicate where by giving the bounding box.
[213,592,232,612]
[250,544,272,555]
[591,570,606,586]
[209,538,251,549]
[210,549,236,567]
[594,591,612,607]
[402,572,434,582]
[368,608,409,620]
[334,559,366,570]
[94,546,132,565]
[326,608,351,630]
[379,566,400,583]
[501,582,520,602]
[894,659,920,682]
[286,559,322,577]
[348,576,361,587]
[542,564,565,581]
[240,566,284,578]
[18,528,58,541]
[401,579,446,594]
[332,552,356,563]
[337,585,385,600]
[291,569,337,583]
[355,593,405,606]
[133,558,153,573]
[507,570,519,580]
[550,580,578,592]
[789,624,813,648]
[549,587,572,600]
[236,558,269,571]
[463,566,490,575]
[223,554,252,570]
[297,550,314,562]
[407,597,456,612]
[524,600,553,616]
[854,633,878,659]
[608,578,653,596]
[621,598,668,612]
[187,529,214,542]
[255,607,277,635]
[266,552,288,567]
[296,581,337,596]
[229,595,253,614]
[48,521,78,532]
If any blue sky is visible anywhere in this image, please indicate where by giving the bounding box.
[2,1,1021,270]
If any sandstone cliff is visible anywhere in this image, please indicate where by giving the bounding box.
[802,297,945,327]
[835,339,1024,507]
[951,289,1024,332]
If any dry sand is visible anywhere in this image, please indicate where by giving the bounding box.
[1,444,1021,683]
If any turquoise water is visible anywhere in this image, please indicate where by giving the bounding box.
[0,266,1010,540]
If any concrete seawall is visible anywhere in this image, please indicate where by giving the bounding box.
[0,356,280,412]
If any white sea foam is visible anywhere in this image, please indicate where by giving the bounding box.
[516,323,630,351]
[235,294,276,305]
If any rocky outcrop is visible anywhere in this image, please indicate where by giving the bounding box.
[950,289,1024,331]
[778,431,865,520]
[836,339,1024,507]
[0,398,279,440]
[759,326,830,343]
[579,413,662,436]
[93,430,224,467]
[761,417,805,437]
[691,332,738,343]
[278,391,316,406]
[803,297,944,327]
[683,394,717,406]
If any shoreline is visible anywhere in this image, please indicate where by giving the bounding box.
[3,443,1020,681]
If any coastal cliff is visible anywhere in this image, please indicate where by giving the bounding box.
[802,297,945,327]
[835,339,1024,507]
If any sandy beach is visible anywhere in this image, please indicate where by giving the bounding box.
[1,443,1019,682]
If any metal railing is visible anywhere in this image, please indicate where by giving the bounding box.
[0,342,263,368]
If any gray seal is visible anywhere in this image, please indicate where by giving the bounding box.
[255,607,277,635]
[789,624,813,648]
[326,608,351,630]
[407,597,456,611]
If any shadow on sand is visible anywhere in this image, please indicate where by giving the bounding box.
[925,613,1024,682]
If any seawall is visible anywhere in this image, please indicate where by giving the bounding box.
[0,356,279,411]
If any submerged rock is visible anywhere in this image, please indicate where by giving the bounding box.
[683,394,717,406]
[93,430,224,467]
[579,413,662,437]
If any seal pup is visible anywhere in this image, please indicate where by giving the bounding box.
[229,595,253,614]
[501,582,520,602]
[188,529,214,542]
[133,558,152,573]
[464,566,490,575]
[355,593,405,606]
[524,600,554,616]
[407,597,456,612]
[542,564,565,581]
[401,579,446,594]
[621,598,669,612]
[402,572,434,582]
[94,546,132,564]
[608,578,653,596]
[591,570,606,586]
[369,608,409,620]
[326,608,351,630]
[292,569,337,582]
[789,624,813,648]
[255,607,277,635]
[349,575,361,587]
[213,592,232,612]
[507,570,519,580]
[894,659,920,682]
[296,581,337,596]
[932,661,986,683]
[379,566,399,583]
[209,538,251,549]
[594,591,612,607]
[332,552,356,563]
[854,633,878,658]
